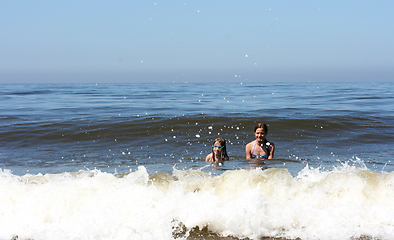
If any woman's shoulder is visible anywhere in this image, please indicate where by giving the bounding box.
[246,140,256,147]
[266,140,275,146]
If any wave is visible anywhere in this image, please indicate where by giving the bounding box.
[1,161,394,240]
[2,114,393,146]
[1,113,393,176]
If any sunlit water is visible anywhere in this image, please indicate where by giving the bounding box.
[0,82,393,239]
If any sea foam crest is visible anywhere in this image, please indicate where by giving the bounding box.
[1,164,394,240]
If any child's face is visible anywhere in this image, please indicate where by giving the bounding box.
[212,141,224,153]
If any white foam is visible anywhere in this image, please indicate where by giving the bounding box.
[1,163,394,240]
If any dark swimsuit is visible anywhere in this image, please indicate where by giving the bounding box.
[251,141,269,159]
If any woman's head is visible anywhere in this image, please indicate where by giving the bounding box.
[254,123,268,133]
[254,123,268,142]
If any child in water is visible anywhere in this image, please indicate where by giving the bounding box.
[205,137,229,163]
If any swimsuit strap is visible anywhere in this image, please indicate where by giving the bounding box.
[211,154,224,162]
[252,141,257,154]
[251,140,269,159]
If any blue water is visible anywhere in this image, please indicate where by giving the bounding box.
[1,82,393,176]
[1,82,394,240]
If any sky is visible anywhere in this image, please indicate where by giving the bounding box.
[1,0,393,83]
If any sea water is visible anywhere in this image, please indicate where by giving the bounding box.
[0,82,393,239]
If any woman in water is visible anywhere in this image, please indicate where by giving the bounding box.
[246,123,275,159]
[205,137,229,163]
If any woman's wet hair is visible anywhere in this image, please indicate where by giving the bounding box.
[254,123,268,133]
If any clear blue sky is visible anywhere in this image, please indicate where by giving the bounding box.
[1,0,393,83]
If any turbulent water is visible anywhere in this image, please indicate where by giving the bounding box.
[0,82,393,239]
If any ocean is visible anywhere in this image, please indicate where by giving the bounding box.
[0,82,393,240]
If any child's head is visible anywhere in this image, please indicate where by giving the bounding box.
[212,137,228,159]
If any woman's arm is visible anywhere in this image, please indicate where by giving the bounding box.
[268,143,275,159]
[245,142,252,159]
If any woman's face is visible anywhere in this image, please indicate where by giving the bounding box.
[212,141,224,154]
[254,128,266,142]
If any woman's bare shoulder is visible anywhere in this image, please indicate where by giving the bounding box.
[245,140,255,148]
